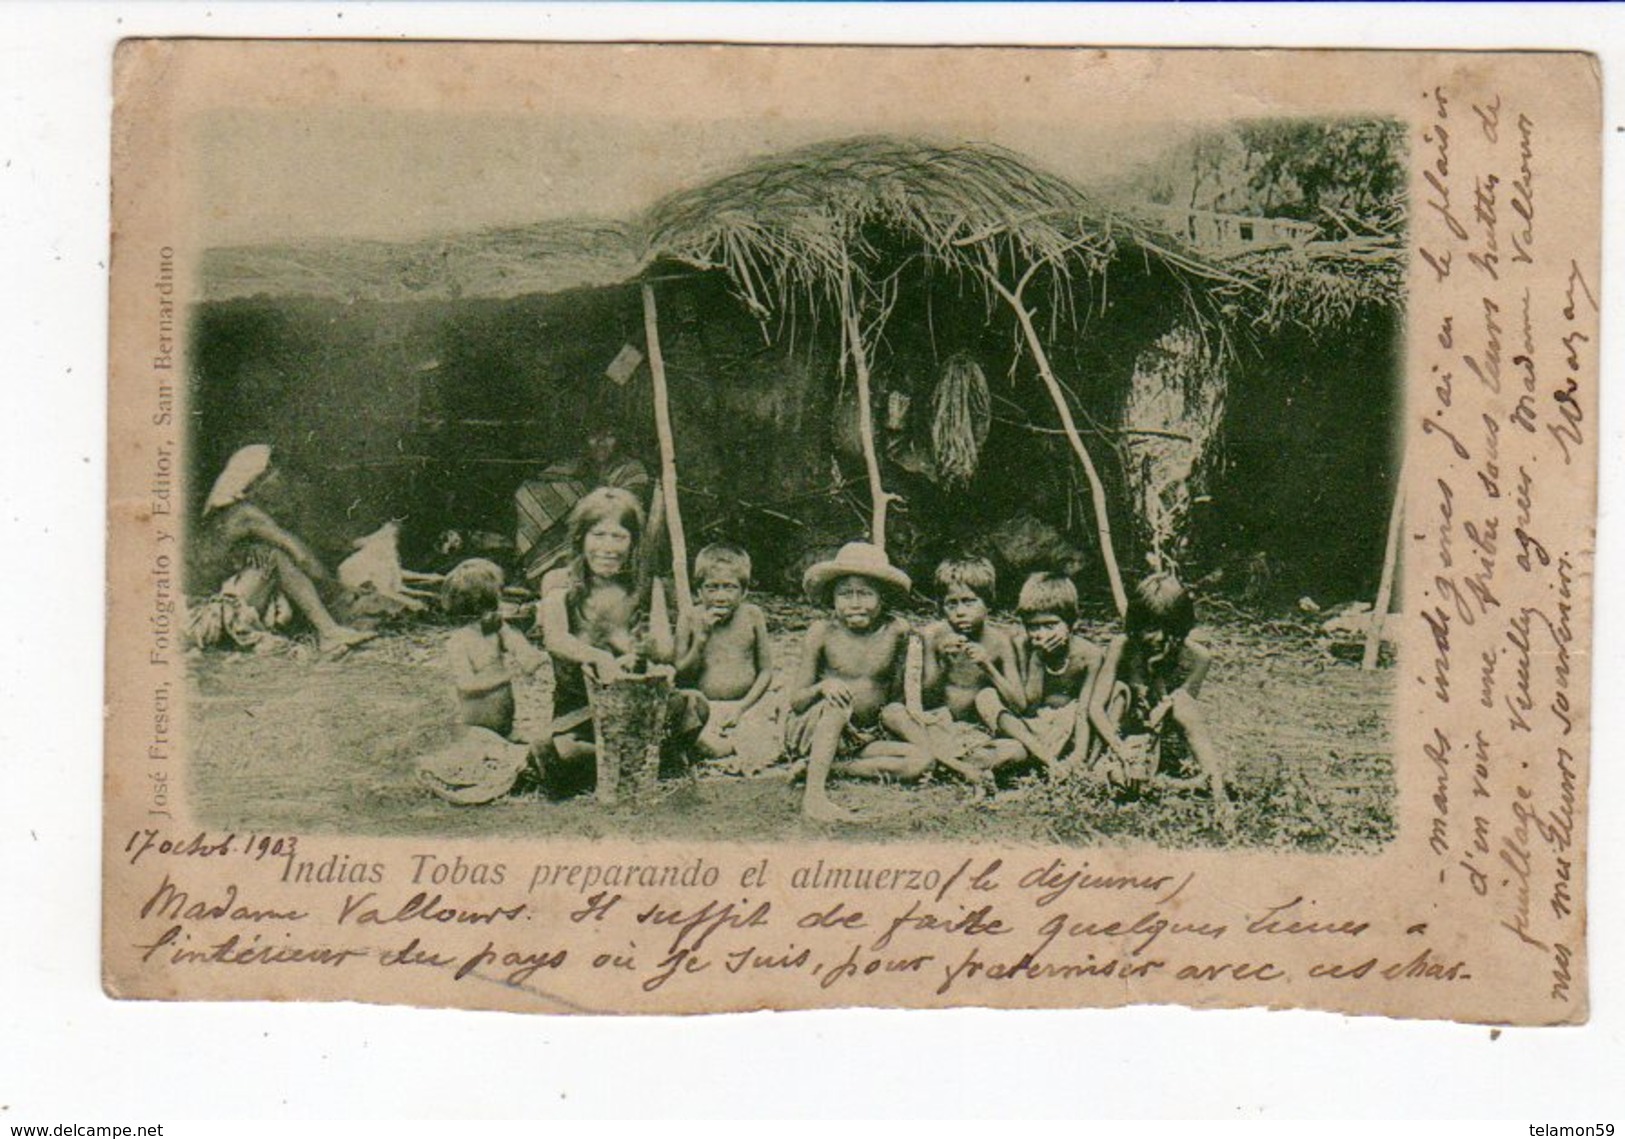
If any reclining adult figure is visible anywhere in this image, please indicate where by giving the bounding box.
[188,444,374,655]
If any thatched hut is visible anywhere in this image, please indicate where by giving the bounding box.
[191,219,846,591]
[189,132,1403,609]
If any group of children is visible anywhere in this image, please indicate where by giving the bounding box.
[426,485,1231,825]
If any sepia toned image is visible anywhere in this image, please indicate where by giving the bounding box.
[187,109,1401,850]
[106,42,1595,1021]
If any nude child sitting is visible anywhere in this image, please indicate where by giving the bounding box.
[783,542,930,822]
[978,571,1103,776]
[675,543,779,774]
[883,555,1029,786]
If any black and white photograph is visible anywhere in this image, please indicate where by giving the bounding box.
[183,73,1403,850]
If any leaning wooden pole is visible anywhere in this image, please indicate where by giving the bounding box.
[641,282,693,624]
[840,261,891,552]
[1363,460,1406,670]
[990,276,1128,616]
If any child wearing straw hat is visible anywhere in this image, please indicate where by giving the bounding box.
[784,542,931,822]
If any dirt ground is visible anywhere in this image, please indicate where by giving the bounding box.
[187,596,1395,851]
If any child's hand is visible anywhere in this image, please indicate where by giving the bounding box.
[960,642,991,669]
[1108,738,1140,766]
[498,625,535,667]
[1030,629,1067,656]
[818,679,854,708]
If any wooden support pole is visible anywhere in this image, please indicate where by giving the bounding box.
[1363,460,1406,670]
[641,282,692,624]
[988,275,1128,616]
[840,261,892,553]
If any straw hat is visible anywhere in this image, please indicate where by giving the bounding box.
[802,541,911,604]
[418,727,530,806]
[204,444,273,512]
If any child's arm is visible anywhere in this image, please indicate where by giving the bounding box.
[1067,635,1105,758]
[1088,635,1131,758]
[1019,639,1047,708]
[973,628,1028,714]
[498,623,546,677]
[903,630,926,719]
[788,621,832,714]
[1179,640,1212,697]
[1151,640,1212,726]
[733,605,775,717]
[887,618,918,706]
[673,607,708,680]
[538,586,618,676]
[1007,625,1031,699]
[956,627,1026,712]
[1068,636,1105,699]
[449,629,510,697]
[918,621,945,701]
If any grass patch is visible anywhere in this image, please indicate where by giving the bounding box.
[187,599,1394,850]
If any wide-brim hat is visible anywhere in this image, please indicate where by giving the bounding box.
[204,444,273,512]
[418,727,530,806]
[803,541,911,604]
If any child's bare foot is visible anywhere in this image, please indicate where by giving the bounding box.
[1207,773,1238,834]
[956,754,998,797]
[319,626,376,655]
[803,794,863,824]
[1213,792,1238,835]
[936,753,992,788]
[1076,759,1110,787]
[1061,745,1092,770]
[1112,765,1148,798]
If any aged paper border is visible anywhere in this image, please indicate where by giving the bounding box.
[7,0,1625,1120]
[106,40,1596,1021]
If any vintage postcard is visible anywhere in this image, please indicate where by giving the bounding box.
[105,42,1597,1021]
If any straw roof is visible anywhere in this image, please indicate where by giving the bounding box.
[643,135,1146,319]
[1112,196,1407,334]
[1226,235,1406,332]
[198,133,1403,338]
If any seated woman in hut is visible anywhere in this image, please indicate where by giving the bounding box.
[514,417,654,585]
[187,444,375,655]
[530,486,709,796]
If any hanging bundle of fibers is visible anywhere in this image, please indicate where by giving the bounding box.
[930,352,992,486]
